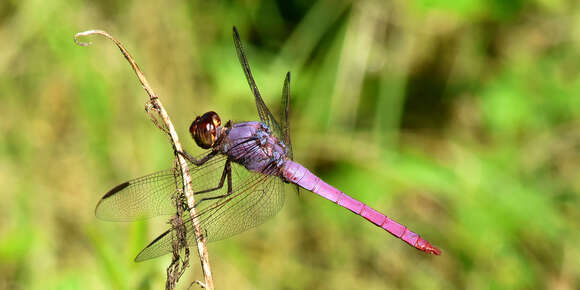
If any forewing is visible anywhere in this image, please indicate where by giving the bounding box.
[95,152,228,221]
[232,26,283,138]
[134,162,285,261]
[95,169,177,221]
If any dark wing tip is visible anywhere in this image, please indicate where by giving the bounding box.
[101,181,131,199]
[233,26,239,37]
[134,229,172,262]
[94,181,131,218]
[286,71,291,80]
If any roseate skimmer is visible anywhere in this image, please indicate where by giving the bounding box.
[96,27,441,261]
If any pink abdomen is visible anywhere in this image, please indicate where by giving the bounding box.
[281,160,440,255]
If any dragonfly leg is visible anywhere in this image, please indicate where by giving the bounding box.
[177,150,217,166]
[193,159,232,195]
[193,160,233,208]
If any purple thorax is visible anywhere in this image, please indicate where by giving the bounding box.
[219,121,287,175]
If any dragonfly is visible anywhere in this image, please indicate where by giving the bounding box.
[95,27,441,262]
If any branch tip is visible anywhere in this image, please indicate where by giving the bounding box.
[74,30,110,47]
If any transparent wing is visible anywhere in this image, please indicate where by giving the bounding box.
[232,26,283,139]
[280,72,300,194]
[95,152,228,221]
[280,71,293,160]
[134,162,285,261]
[197,163,284,242]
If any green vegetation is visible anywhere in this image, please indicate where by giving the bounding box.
[1,0,579,289]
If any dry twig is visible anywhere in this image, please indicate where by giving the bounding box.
[74,29,214,290]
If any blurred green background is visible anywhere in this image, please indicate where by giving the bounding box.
[1,0,579,289]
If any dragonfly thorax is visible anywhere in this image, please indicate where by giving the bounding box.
[220,121,288,175]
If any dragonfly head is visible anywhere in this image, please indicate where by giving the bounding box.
[190,111,222,149]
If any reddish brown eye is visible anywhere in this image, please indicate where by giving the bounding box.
[189,111,222,149]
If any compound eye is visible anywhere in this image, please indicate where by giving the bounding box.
[211,112,221,128]
[189,111,221,149]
